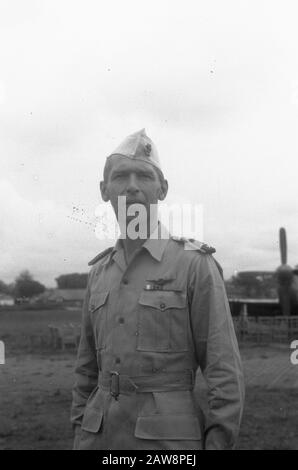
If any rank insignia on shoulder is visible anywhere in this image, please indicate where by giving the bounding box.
[187,240,216,254]
[88,246,114,266]
[171,236,216,254]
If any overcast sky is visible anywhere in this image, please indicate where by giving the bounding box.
[1,0,298,287]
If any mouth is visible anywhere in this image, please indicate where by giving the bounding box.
[125,200,145,206]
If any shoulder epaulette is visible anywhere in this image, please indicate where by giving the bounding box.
[171,236,216,254]
[88,247,114,266]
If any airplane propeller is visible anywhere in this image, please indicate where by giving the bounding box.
[277,227,293,316]
[279,227,287,265]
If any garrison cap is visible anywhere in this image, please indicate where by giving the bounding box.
[107,129,162,173]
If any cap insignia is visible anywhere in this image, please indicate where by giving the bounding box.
[144,143,151,156]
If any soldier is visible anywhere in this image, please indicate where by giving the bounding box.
[70,129,245,450]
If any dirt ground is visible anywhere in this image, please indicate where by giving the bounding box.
[1,310,298,449]
[1,341,298,450]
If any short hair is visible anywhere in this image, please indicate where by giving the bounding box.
[103,156,165,185]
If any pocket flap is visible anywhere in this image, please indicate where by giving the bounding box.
[135,414,201,440]
[81,407,103,433]
[89,292,109,312]
[139,291,186,310]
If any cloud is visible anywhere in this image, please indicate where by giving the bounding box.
[0,180,107,286]
[1,0,298,285]
[207,205,298,278]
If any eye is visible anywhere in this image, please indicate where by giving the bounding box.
[139,173,152,179]
[112,173,125,180]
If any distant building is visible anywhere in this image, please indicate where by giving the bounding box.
[226,270,278,300]
[0,294,14,306]
[46,288,86,307]
[31,289,56,304]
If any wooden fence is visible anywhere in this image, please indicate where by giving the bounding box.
[233,315,298,343]
[48,324,81,350]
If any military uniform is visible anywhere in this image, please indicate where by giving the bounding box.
[70,230,245,450]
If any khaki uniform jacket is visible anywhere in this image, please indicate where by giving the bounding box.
[70,234,245,450]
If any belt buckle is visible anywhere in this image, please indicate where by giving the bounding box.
[110,371,120,400]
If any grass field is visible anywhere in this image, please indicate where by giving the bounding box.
[0,308,81,352]
[0,309,298,450]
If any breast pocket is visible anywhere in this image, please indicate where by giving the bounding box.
[89,292,109,350]
[137,291,189,352]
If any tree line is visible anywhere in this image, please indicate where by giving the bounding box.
[1,269,278,300]
[0,271,88,299]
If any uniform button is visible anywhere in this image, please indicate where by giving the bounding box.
[115,357,121,364]
[119,317,124,324]
[160,303,166,310]
[122,278,129,285]
[135,331,139,336]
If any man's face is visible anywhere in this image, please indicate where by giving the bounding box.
[100,156,168,220]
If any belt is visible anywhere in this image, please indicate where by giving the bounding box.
[99,370,195,400]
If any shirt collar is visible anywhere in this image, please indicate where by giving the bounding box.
[103,222,170,265]
[142,222,170,261]
[101,239,121,266]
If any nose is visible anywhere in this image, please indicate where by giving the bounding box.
[126,173,140,195]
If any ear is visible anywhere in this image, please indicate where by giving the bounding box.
[158,179,168,201]
[100,180,110,202]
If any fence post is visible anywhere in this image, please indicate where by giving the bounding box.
[0,340,5,364]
